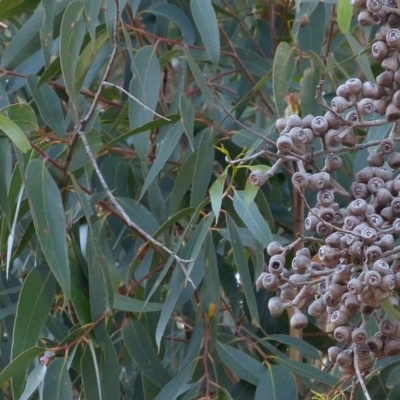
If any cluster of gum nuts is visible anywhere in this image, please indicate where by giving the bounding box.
[254,0,400,377]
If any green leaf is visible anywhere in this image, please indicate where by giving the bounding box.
[0,103,38,133]
[267,334,320,360]
[20,363,47,400]
[11,265,54,399]
[190,0,220,65]
[233,190,273,249]
[81,345,101,400]
[216,342,266,385]
[209,170,227,223]
[60,0,86,111]
[154,360,197,400]
[0,114,31,153]
[27,76,67,136]
[25,159,71,301]
[113,293,164,312]
[42,358,73,400]
[122,318,171,388]
[0,347,45,388]
[255,365,298,400]
[381,299,400,322]
[84,0,102,41]
[191,128,215,208]
[0,0,40,20]
[179,94,195,149]
[0,138,12,223]
[146,3,196,45]
[226,215,259,326]
[337,0,352,35]
[129,46,162,158]
[272,42,296,117]
[140,122,183,198]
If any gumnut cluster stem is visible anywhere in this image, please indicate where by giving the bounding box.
[254,0,400,379]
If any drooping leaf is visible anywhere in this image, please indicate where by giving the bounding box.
[337,0,352,35]
[20,363,47,400]
[255,365,298,400]
[113,293,163,312]
[217,342,266,386]
[25,159,71,301]
[0,114,31,153]
[42,358,73,400]
[190,0,220,65]
[60,0,86,111]
[272,42,296,117]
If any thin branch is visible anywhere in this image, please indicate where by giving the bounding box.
[353,352,372,400]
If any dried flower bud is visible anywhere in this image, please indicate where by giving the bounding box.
[311,116,329,134]
[336,84,350,99]
[380,207,396,223]
[366,0,383,12]
[367,336,384,353]
[352,327,369,344]
[308,298,326,318]
[386,29,400,49]
[348,198,368,215]
[348,278,363,295]
[375,25,390,41]
[362,81,384,99]
[328,346,341,363]
[388,13,400,29]
[308,172,330,190]
[367,176,385,194]
[276,117,287,132]
[386,103,400,122]
[324,153,343,172]
[316,221,332,236]
[331,96,350,113]
[375,187,393,207]
[365,245,383,263]
[380,274,395,291]
[341,129,357,147]
[336,351,354,368]
[276,134,294,152]
[345,110,358,123]
[380,319,397,336]
[384,338,400,356]
[301,114,314,128]
[292,171,309,190]
[268,296,285,317]
[343,293,360,310]
[290,308,308,330]
[365,270,382,288]
[285,114,302,129]
[389,152,400,169]
[249,170,268,186]
[371,37,389,61]
[330,310,348,327]
[376,70,394,87]
[357,167,375,183]
[325,129,341,147]
[268,254,285,275]
[305,215,319,231]
[374,98,388,115]
[373,259,390,275]
[391,197,400,214]
[345,78,362,95]
[280,284,297,300]
[383,54,400,72]
[351,182,369,199]
[267,241,284,256]
[361,227,378,245]
[357,97,375,115]
[368,152,384,167]
[373,167,392,181]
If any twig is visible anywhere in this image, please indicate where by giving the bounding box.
[102,82,171,121]
[353,352,372,400]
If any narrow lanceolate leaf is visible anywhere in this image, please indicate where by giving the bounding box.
[337,0,352,35]
[233,190,273,249]
[140,121,183,199]
[209,170,227,224]
[226,215,259,326]
[216,342,266,386]
[25,160,71,301]
[272,42,296,117]
[122,319,171,388]
[113,293,163,313]
[190,0,220,65]
[0,114,31,152]
[179,94,194,149]
[60,0,86,111]
[255,366,298,400]
[0,347,45,388]
[42,358,73,400]
[20,364,47,400]
[11,265,54,399]
[0,103,38,132]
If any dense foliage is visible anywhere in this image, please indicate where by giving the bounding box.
[1,0,400,399]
